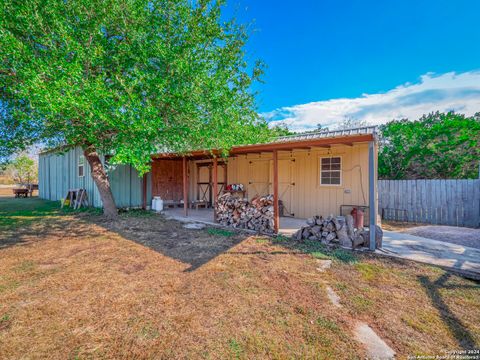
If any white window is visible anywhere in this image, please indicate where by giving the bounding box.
[78,155,85,177]
[320,156,341,185]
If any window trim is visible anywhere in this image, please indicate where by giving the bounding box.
[78,155,85,178]
[319,155,342,186]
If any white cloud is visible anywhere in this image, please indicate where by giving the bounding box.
[264,71,480,131]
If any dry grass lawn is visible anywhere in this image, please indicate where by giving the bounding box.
[0,197,479,359]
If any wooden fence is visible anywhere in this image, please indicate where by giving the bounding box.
[378,179,480,228]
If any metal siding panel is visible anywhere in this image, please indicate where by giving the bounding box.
[146,172,152,206]
[130,167,142,207]
[38,155,44,198]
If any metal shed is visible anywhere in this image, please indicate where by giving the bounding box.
[38,146,151,208]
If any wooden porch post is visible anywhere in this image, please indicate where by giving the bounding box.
[273,150,279,233]
[183,156,188,217]
[213,157,218,222]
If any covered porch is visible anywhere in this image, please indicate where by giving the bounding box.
[163,207,306,236]
[147,127,378,250]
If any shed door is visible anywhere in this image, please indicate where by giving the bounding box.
[276,159,295,217]
[278,159,295,216]
[196,162,227,205]
[197,164,211,203]
[248,160,270,200]
[151,160,183,201]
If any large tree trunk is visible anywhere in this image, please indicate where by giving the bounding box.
[83,146,118,219]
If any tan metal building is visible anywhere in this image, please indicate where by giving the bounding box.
[149,126,378,245]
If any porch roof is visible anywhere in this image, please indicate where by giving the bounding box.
[153,126,377,159]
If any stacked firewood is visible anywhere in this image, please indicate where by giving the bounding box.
[293,215,354,247]
[293,214,383,249]
[215,193,275,234]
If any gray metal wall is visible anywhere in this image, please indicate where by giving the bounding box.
[39,147,151,208]
[378,179,480,228]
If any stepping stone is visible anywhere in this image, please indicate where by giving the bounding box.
[183,223,206,230]
[354,322,395,359]
[316,259,332,272]
[326,286,341,307]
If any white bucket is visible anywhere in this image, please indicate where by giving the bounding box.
[152,196,163,212]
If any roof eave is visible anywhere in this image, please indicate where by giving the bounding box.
[152,133,375,159]
[230,133,375,154]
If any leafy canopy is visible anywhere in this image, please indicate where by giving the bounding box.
[0,0,273,174]
[378,112,480,179]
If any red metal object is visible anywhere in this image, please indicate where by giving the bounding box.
[351,208,365,229]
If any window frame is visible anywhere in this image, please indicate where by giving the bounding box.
[78,155,85,178]
[319,156,342,186]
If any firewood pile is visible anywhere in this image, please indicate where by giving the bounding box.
[293,214,383,249]
[215,193,275,234]
[293,215,353,247]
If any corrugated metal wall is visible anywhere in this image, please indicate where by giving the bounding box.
[39,146,149,208]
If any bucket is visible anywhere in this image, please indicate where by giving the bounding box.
[152,196,163,212]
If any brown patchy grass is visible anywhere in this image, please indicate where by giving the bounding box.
[0,197,479,359]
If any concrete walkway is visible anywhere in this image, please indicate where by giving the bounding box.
[380,230,480,277]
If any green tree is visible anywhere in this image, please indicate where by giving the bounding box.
[269,124,294,137]
[0,0,273,217]
[378,112,480,179]
[7,154,37,185]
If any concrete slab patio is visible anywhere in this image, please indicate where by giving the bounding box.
[163,208,307,235]
[380,230,480,278]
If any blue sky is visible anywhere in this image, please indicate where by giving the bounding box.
[224,0,480,130]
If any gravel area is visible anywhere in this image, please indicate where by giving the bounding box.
[402,225,480,249]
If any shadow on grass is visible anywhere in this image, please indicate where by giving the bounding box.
[418,273,478,350]
[91,210,249,272]
[1,197,355,272]
[0,197,248,272]
[90,212,358,271]
[0,197,101,250]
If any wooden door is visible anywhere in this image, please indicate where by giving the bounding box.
[151,160,183,201]
[276,159,295,216]
[248,160,270,200]
[197,164,211,203]
[196,162,227,205]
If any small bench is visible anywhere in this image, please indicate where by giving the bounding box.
[163,200,183,208]
[190,200,208,210]
[13,188,29,198]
